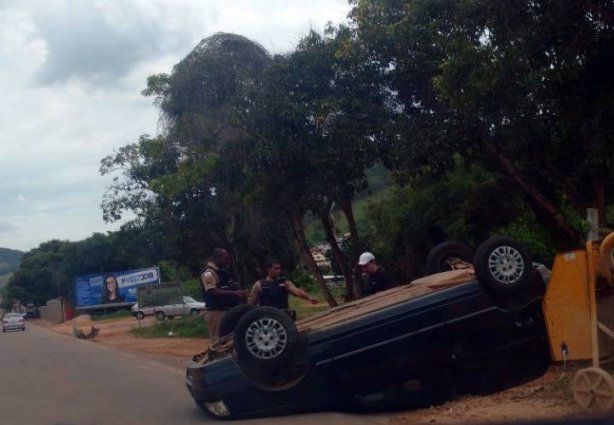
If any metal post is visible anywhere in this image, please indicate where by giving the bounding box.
[587,208,599,242]
[586,208,600,367]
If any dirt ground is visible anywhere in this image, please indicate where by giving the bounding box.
[35,315,209,368]
[391,366,589,425]
[35,316,599,423]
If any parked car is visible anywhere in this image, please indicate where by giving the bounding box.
[3,312,26,332]
[133,296,206,320]
[154,296,206,320]
[186,237,551,419]
[131,302,155,320]
[22,310,40,320]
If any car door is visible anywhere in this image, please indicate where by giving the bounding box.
[176,301,188,316]
[313,293,452,394]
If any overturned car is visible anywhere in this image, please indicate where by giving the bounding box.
[186,237,551,419]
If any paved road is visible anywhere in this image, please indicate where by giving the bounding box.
[0,324,390,425]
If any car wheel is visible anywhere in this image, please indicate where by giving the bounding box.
[425,242,474,274]
[219,304,254,337]
[135,311,145,320]
[156,311,166,321]
[234,307,299,372]
[474,237,532,293]
[189,308,200,317]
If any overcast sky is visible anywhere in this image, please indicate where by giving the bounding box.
[0,0,351,252]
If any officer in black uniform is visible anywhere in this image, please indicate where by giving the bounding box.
[248,258,318,314]
[200,248,247,339]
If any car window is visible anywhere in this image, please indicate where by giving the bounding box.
[5,313,22,318]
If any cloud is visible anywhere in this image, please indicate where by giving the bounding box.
[0,0,351,251]
[24,0,216,85]
[0,223,17,234]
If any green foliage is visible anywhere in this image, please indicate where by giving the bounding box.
[181,278,204,302]
[288,270,317,293]
[494,213,554,266]
[130,316,207,339]
[351,0,614,247]
[364,157,544,280]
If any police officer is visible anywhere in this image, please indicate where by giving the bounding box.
[358,251,396,296]
[200,248,247,339]
[248,258,318,311]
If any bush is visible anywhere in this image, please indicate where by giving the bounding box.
[289,270,317,292]
[181,278,204,301]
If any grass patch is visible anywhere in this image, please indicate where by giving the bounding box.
[130,316,208,339]
[288,287,347,320]
[553,372,574,402]
[91,309,133,321]
[289,297,330,320]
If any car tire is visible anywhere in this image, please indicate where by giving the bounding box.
[219,304,254,337]
[156,311,166,321]
[425,242,474,274]
[189,308,200,317]
[135,311,145,320]
[474,237,532,293]
[234,306,300,376]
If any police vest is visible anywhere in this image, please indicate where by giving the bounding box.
[201,266,238,310]
[259,279,289,309]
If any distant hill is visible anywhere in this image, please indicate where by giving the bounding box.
[0,247,23,276]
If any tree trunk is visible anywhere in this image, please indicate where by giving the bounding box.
[484,141,583,246]
[340,199,363,298]
[320,212,355,301]
[288,210,338,307]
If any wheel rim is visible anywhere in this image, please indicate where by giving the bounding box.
[244,317,288,360]
[487,245,524,285]
[573,368,614,412]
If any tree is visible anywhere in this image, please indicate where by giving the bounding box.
[350,0,614,248]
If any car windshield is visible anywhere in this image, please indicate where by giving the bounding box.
[183,296,197,303]
[5,313,22,319]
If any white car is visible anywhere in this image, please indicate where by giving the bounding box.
[2,312,26,332]
[131,302,156,320]
[133,296,206,320]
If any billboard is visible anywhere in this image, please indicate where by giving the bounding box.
[74,267,160,308]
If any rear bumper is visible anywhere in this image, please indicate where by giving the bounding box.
[3,323,25,331]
